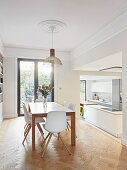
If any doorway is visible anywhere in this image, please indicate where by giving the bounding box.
[17,58,54,116]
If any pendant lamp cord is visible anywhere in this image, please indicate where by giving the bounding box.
[52,30,53,48]
[51,26,55,49]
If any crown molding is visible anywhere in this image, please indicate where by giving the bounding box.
[4,45,71,61]
[71,10,127,59]
[4,44,71,53]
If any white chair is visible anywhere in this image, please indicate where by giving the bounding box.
[35,99,43,102]
[41,111,71,157]
[22,103,45,145]
[66,103,76,131]
[63,100,67,107]
[68,103,76,111]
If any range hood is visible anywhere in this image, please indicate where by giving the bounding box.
[99,66,122,72]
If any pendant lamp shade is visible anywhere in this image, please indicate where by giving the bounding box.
[45,49,62,65]
[39,20,65,65]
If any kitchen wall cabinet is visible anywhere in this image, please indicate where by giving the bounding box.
[91,81,112,93]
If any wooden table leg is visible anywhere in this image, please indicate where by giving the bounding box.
[32,115,35,151]
[71,112,76,146]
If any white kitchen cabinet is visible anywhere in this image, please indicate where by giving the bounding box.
[84,105,122,137]
[91,81,112,93]
[91,82,98,92]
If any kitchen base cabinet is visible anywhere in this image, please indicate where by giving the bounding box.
[85,105,122,137]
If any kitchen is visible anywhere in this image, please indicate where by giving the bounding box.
[80,74,122,140]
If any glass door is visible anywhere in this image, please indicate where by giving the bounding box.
[18,59,54,116]
[37,62,54,102]
[19,61,34,115]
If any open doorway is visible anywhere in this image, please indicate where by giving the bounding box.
[78,52,122,142]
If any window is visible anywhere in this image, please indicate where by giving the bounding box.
[80,80,86,103]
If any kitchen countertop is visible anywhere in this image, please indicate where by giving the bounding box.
[80,101,97,106]
[88,99,112,105]
[87,104,122,115]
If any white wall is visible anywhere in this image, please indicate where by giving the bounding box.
[0,38,4,55]
[3,57,17,118]
[54,60,80,115]
[3,47,80,118]
[122,49,127,146]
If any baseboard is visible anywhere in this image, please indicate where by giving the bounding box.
[122,138,127,146]
[3,114,18,119]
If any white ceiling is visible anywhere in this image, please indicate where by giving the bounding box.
[0,0,127,51]
[78,52,122,72]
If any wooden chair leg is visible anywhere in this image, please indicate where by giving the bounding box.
[66,121,71,131]
[67,122,71,129]
[24,124,28,136]
[41,132,50,147]
[25,124,31,136]
[67,124,69,131]
[59,134,71,155]
[41,133,52,158]
[23,124,31,143]
[36,123,44,139]
[24,124,29,136]
[58,133,60,140]
[66,123,69,131]
[22,124,31,145]
[52,133,57,138]
[24,123,27,129]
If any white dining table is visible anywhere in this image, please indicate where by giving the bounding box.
[29,102,76,151]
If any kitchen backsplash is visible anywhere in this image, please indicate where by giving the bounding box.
[92,92,112,103]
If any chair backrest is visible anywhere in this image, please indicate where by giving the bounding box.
[35,99,43,102]
[45,111,67,133]
[23,103,29,122]
[23,103,31,123]
[68,103,76,111]
[63,100,67,107]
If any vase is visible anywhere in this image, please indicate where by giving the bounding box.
[43,96,47,106]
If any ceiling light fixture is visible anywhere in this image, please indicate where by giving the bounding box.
[39,20,66,65]
[99,66,122,72]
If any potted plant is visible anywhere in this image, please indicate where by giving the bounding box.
[37,84,53,106]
